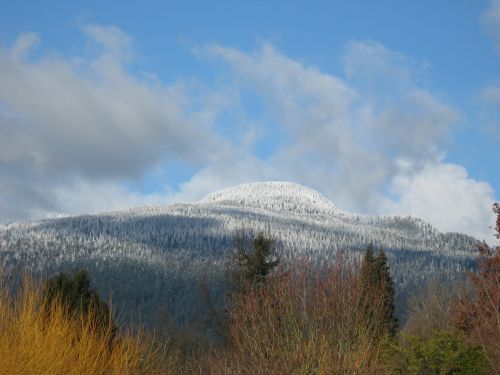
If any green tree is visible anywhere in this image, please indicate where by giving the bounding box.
[228,231,280,294]
[384,331,489,375]
[44,270,115,335]
[360,243,376,288]
[359,244,398,337]
[205,231,280,342]
[376,248,398,336]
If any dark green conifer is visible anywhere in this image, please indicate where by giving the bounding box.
[44,270,115,335]
[375,249,398,336]
[359,244,398,337]
[228,231,279,294]
[360,243,376,287]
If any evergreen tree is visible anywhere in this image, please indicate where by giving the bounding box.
[375,249,398,336]
[360,243,376,287]
[359,243,377,331]
[228,231,280,294]
[359,244,398,337]
[207,231,280,342]
[44,269,116,335]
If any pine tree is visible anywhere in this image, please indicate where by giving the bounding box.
[208,231,280,342]
[360,243,376,288]
[359,244,398,337]
[44,270,116,336]
[359,243,378,332]
[228,231,280,294]
[375,249,398,336]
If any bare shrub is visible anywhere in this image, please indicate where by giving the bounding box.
[210,254,390,375]
[453,203,500,373]
[404,278,461,337]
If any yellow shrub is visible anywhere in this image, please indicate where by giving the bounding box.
[0,273,168,375]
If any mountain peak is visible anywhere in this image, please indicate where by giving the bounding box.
[200,181,341,215]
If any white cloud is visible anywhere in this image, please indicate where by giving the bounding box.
[52,179,174,216]
[0,26,219,219]
[9,32,40,60]
[83,24,133,56]
[0,27,496,239]
[382,160,496,240]
[482,0,500,51]
[482,85,500,103]
[343,40,418,84]
[173,41,494,239]
[196,42,460,211]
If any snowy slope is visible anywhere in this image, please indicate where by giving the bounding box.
[200,181,344,215]
[0,181,478,325]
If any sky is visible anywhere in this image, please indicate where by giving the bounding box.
[0,0,499,240]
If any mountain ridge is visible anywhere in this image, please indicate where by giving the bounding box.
[82,181,460,238]
[0,181,478,326]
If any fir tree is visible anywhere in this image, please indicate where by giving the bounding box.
[375,248,398,336]
[359,244,398,337]
[44,270,116,336]
[228,231,280,294]
[360,243,376,287]
[209,231,280,342]
[359,243,377,332]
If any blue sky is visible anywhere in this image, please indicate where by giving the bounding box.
[0,0,499,240]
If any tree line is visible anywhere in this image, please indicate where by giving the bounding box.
[1,203,499,374]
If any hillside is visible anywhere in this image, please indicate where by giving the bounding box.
[0,181,477,325]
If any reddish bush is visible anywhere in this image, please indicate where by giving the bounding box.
[453,203,500,372]
[210,254,390,375]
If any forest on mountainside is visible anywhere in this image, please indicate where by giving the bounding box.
[0,183,479,327]
[0,202,498,374]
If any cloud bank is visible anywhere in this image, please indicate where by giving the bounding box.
[0,26,219,219]
[0,26,496,240]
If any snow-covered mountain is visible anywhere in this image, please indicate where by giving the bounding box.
[200,181,343,215]
[0,181,478,326]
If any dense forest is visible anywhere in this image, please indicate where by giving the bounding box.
[0,183,498,373]
[1,206,498,374]
[0,182,479,326]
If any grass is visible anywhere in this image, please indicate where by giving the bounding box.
[0,272,168,375]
